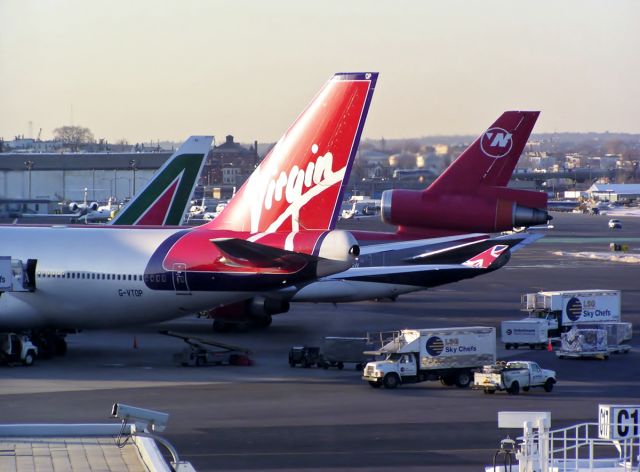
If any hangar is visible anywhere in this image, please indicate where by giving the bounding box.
[588,183,640,203]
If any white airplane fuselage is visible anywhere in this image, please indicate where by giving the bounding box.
[0,226,255,330]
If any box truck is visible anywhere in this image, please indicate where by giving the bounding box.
[362,327,496,389]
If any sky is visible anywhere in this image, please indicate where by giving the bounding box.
[1,0,639,144]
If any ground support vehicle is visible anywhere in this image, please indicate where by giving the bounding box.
[473,361,556,395]
[362,327,495,389]
[162,331,252,367]
[319,337,374,370]
[0,333,38,366]
[288,346,322,368]
[501,318,552,350]
[521,290,621,337]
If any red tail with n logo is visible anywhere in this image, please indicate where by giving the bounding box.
[206,72,377,234]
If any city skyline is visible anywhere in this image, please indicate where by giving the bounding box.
[1,0,639,143]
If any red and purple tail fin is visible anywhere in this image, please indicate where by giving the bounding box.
[206,72,378,234]
[427,111,539,195]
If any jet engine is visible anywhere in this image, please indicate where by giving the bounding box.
[206,296,290,332]
[381,187,550,233]
[69,201,99,213]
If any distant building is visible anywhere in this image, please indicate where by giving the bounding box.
[588,183,640,203]
[205,135,258,187]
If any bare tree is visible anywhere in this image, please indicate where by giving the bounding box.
[53,125,95,151]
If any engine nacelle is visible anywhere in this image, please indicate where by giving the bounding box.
[381,188,549,233]
[69,202,79,212]
[88,202,99,211]
[206,296,290,331]
[315,230,359,278]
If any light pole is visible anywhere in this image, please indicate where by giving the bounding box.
[129,159,137,196]
[24,160,34,199]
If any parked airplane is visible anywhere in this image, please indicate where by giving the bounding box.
[204,111,548,330]
[374,110,549,239]
[0,72,378,352]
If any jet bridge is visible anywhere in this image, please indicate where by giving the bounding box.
[0,257,36,293]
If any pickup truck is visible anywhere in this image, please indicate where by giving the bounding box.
[473,361,556,395]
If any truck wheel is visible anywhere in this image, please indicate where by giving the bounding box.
[455,371,471,388]
[523,386,530,392]
[505,343,511,350]
[23,351,35,366]
[383,373,400,389]
[529,344,536,350]
[355,363,363,371]
[368,381,382,389]
[440,376,455,387]
[512,343,519,350]
[508,381,520,395]
[337,362,344,370]
[196,357,206,367]
[544,379,555,392]
[289,361,295,367]
[484,388,495,394]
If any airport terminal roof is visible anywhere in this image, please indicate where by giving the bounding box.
[0,152,172,171]
[588,183,640,195]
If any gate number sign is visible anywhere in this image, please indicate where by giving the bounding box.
[599,405,640,440]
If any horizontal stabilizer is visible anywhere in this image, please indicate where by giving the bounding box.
[210,238,316,270]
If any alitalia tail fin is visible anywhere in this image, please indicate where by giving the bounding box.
[206,72,378,234]
[110,136,212,226]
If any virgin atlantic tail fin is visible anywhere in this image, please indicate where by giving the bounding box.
[427,111,539,194]
[110,136,212,226]
[206,72,378,234]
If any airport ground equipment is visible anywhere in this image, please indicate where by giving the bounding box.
[473,361,556,395]
[362,327,495,389]
[484,405,640,471]
[161,331,252,367]
[319,336,374,370]
[502,318,550,350]
[288,346,322,368]
[556,326,631,360]
[0,332,38,366]
[521,289,621,335]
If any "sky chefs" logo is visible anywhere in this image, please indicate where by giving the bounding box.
[566,297,583,321]
[425,336,444,356]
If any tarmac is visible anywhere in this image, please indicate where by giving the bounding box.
[1,212,639,471]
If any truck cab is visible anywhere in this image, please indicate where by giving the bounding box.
[363,353,418,389]
[0,333,38,366]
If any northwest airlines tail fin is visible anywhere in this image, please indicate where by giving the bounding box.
[207,72,378,234]
[427,111,540,194]
[110,136,212,226]
[381,111,548,234]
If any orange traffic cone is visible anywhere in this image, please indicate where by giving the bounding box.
[133,336,139,349]
[546,338,553,352]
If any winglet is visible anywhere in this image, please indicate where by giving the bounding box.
[462,244,510,269]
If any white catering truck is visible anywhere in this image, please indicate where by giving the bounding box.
[502,290,624,349]
[362,327,496,389]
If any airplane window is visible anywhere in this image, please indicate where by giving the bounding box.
[161,275,167,283]
[128,275,132,281]
[71,273,75,279]
[81,273,85,279]
[107,274,111,280]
